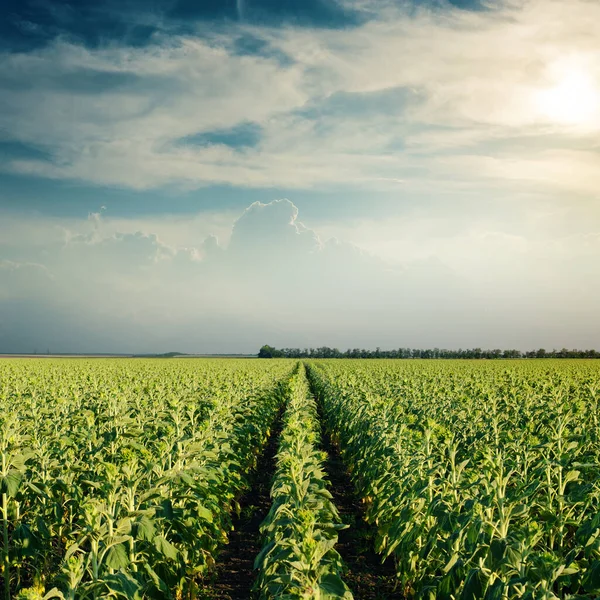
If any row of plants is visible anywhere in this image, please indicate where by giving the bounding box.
[307,360,600,599]
[254,364,353,599]
[0,358,293,599]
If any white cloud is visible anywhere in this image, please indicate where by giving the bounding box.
[0,260,52,300]
[1,198,599,353]
[0,0,598,194]
[227,199,321,259]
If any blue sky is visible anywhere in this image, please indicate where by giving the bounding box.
[1,0,599,353]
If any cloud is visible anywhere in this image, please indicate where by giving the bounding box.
[0,200,449,352]
[0,0,598,196]
[0,36,308,187]
[0,259,52,300]
[1,198,598,353]
[227,199,321,258]
[1,1,598,354]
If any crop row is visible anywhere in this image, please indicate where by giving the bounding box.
[254,364,352,599]
[0,359,292,600]
[307,360,600,599]
[4,357,599,600]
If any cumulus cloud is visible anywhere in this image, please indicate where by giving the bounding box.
[227,199,321,259]
[0,260,52,299]
[0,200,446,352]
[1,198,598,353]
[1,1,597,354]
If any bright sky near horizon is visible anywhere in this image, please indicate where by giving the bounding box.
[0,0,599,353]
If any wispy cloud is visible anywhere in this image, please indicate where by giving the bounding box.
[0,0,598,195]
[236,0,245,20]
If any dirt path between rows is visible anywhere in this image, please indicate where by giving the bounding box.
[199,412,282,599]
[319,415,403,599]
[202,370,401,600]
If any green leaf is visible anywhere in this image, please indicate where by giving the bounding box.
[178,471,195,486]
[105,543,130,570]
[485,580,504,600]
[319,573,354,599]
[564,470,580,485]
[104,572,143,599]
[154,535,178,561]
[134,516,155,542]
[43,589,66,600]
[254,540,276,569]
[143,564,172,597]
[490,539,506,565]
[583,560,600,593]
[0,472,22,497]
[197,505,213,523]
[460,568,485,600]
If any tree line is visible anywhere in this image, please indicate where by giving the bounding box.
[258,345,600,359]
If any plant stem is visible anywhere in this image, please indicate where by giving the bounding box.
[2,491,10,600]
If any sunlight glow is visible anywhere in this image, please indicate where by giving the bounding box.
[537,66,599,126]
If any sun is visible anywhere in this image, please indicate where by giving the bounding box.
[536,65,599,126]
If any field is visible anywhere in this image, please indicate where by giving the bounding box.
[1,358,599,599]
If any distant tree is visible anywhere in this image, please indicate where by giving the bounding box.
[258,345,281,358]
[257,344,599,360]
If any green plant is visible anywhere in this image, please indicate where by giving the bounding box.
[307,359,600,599]
[254,365,353,599]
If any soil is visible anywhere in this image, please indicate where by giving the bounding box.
[198,412,282,599]
[320,418,403,599]
[199,375,403,600]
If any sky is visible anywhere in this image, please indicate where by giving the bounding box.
[0,0,599,353]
